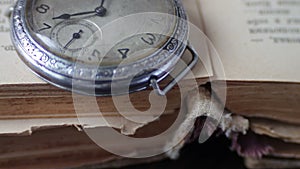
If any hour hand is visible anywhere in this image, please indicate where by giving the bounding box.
[53,0,107,20]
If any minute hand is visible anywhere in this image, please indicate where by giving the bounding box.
[53,11,96,20]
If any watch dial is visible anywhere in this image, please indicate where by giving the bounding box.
[25,0,177,66]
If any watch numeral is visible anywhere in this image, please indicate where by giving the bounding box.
[118,48,130,59]
[38,23,52,32]
[141,33,156,45]
[36,4,50,14]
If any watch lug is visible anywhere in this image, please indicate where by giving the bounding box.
[151,43,199,96]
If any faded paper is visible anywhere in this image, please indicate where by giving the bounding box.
[251,118,300,144]
[183,0,213,79]
[0,115,157,136]
[199,0,300,83]
[0,0,44,84]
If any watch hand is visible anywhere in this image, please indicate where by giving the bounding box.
[53,0,107,20]
[100,0,105,7]
[64,30,83,49]
[95,0,107,16]
[53,11,96,20]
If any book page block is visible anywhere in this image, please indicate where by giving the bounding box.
[199,0,300,82]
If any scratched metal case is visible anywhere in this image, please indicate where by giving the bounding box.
[10,0,198,96]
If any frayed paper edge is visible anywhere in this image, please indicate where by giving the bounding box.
[165,87,249,159]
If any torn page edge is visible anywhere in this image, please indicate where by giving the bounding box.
[0,116,154,136]
[166,86,249,159]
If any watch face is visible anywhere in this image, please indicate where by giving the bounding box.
[25,0,178,66]
[12,0,189,95]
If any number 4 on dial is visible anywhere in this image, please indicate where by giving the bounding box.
[118,48,130,59]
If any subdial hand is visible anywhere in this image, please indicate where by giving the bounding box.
[64,30,83,49]
[53,0,107,20]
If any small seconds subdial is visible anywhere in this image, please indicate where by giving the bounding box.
[50,20,100,55]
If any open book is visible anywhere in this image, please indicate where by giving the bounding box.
[0,0,300,168]
[1,0,299,125]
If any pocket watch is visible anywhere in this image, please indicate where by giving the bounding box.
[10,0,198,96]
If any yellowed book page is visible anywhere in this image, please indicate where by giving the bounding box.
[183,0,205,30]
[183,0,213,79]
[199,0,300,82]
[0,1,44,85]
[0,1,211,86]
